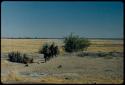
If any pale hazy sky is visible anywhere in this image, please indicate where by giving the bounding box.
[1,1,123,38]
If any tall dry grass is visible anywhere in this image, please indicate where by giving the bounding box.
[1,39,123,53]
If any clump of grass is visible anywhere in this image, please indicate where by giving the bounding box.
[8,51,33,64]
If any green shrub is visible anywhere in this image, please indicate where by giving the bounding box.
[64,33,90,53]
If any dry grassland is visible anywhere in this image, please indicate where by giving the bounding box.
[1,39,123,53]
[1,39,124,84]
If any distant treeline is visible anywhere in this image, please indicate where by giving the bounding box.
[1,37,123,40]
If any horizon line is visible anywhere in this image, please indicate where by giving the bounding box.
[1,37,123,40]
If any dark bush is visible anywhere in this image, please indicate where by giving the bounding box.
[38,43,50,54]
[64,33,90,53]
[39,43,59,62]
[8,51,33,64]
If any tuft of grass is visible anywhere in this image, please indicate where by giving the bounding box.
[8,51,33,64]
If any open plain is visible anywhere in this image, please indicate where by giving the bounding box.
[1,39,124,84]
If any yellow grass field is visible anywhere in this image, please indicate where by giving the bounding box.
[1,39,123,53]
[1,39,124,84]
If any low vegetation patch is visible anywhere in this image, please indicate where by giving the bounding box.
[39,43,59,62]
[77,51,123,58]
[8,51,33,64]
[64,33,90,53]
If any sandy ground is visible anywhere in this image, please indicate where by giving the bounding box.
[1,53,123,84]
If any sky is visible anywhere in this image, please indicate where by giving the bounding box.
[1,1,123,38]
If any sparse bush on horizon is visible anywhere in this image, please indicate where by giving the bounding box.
[64,33,90,53]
